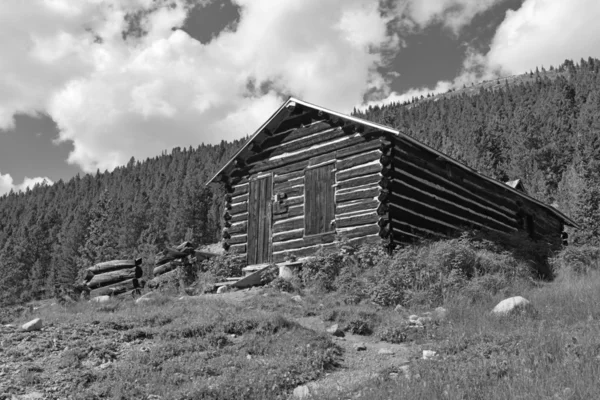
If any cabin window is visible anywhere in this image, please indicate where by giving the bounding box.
[304,163,335,235]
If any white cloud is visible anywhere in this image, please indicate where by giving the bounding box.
[0,172,53,196]
[1,0,508,175]
[485,0,600,75]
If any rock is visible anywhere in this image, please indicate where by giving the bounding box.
[353,342,367,351]
[378,348,394,355]
[217,285,230,294]
[492,296,533,316]
[422,350,437,360]
[21,318,42,332]
[408,314,419,322]
[434,307,448,320]
[293,385,311,399]
[326,324,345,337]
[91,295,110,303]
[13,392,45,400]
[291,295,303,303]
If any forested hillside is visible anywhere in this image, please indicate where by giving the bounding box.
[0,141,244,304]
[2,58,600,305]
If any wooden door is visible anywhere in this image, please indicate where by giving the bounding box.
[247,174,273,264]
[305,163,335,235]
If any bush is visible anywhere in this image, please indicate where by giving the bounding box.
[550,245,600,276]
[200,254,244,280]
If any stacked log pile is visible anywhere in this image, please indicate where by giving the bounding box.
[83,258,144,298]
[147,241,197,289]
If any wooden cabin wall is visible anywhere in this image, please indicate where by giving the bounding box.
[387,135,563,248]
[221,114,389,264]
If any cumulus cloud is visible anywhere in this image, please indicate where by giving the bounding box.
[1,0,510,175]
[0,172,53,196]
[485,0,600,75]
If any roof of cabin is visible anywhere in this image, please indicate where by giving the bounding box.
[207,97,578,228]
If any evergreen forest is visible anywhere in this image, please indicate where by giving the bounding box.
[2,58,600,305]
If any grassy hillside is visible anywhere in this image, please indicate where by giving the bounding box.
[4,237,600,399]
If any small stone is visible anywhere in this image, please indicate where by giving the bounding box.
[291,295,303,303]
[91,295,110,303]
[293,385,310,399]
[492,296,533,316]
[408,314,419,322]
[326,324,345,337]
[378,348,394,355]
[217,285,230,294]
[246,354,252,360]
[21,318,42,332]
[422,350,437,360]
[353,342,367,351]
[389,372,399,378]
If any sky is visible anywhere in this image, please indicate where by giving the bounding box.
[1,0,600,195]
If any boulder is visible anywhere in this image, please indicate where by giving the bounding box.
[292,385,311,399]
[422,350,437,360]
[21,318,42,332]
[492,296,533,316]
[291,295,303,303]
[135,292,156,304]
[326,324,345,337]
[408,314,419,322]
[216,285,230,294]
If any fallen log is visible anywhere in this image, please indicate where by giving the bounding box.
[86,267,143,289]
[153,261,179,277]
[147,269,178,289]
[90,279,140,297]
[87,258,142,275]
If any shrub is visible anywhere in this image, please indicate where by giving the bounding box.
[550,245,600,276]
[200,254,244,279]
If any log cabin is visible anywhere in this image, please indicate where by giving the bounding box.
[206,97,577,267]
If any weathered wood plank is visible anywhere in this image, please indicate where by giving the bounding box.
[230,201,248,215]
[336,138,381,159]
[274,176,303,192]
[273,228,304,242]
[274,170,304,184]
[336,173,381,190]
[229,244,246,254]
[230,212,248,224]
[305,164,335,235]
[231,193,249,203]
[336,199,379,215]
[336,150,382,171]
[87,267,143,289]
[229,221,248,235]
[336,161,381,181]
[336,186,380,203]
[273,232,336,252]
[336,211,379,228]
[273,216,304,233]
[228,234,247,245]
[336,224,380,239]
[231,183,249,196]
[273,205,304,222]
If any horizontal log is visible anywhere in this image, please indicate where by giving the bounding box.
[273,202,288,215]
[263,120,332,149]
[274,176,303,192]
[88,259,139,275]
[335,224,380,239]
[392,158,516,226]
[336,173,381,190]
[273,232,336,252]
[222,242,230,251]
[379,225,391,239]
[389,178,515,233]
[277,185,303,198]
[229,222,247,235]
[153,262,179,277]
[231,183,249,196]
[231,193,249,203]
[336,161,381,182]
[87,267,143,289]
[230,212,248,224]
[336,138,381,159]
[229,244,246,254]
[273,228,304,242]
[336,211,379,228]
[274,169,304,184]
[284,196,304,207]
[273,205,304,222]
[273,111,321,135]
[308,153,336,167]
[389,202,460,236]
[272,242,339,262]
[227,234,247,245]
[336,150,382,171]
[273,216,304,233]
[391,221,447,241]
[230,201,248,215]
[336,198,379,215]
[379,177,391,189]
[90,279,140,298]
[378,216,390,228]
[337,186,380,203]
